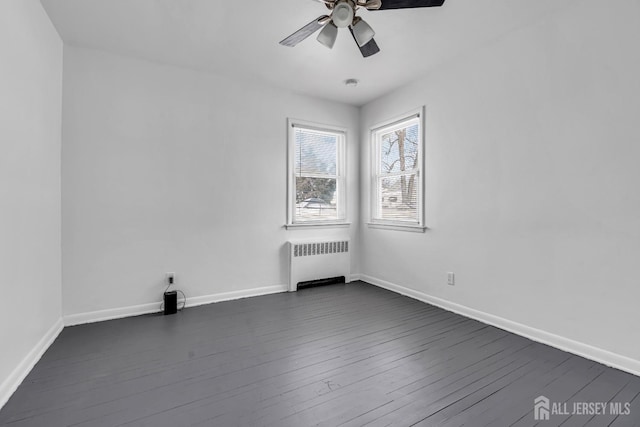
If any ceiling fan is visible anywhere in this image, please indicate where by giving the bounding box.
[279,0,445,58]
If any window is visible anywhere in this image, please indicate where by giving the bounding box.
[287,119,346,227]
[370,109,425,231]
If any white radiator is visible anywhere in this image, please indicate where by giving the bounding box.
[288,239,351,291]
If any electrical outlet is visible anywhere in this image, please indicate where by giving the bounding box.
[447,272,455,286]
[166,272,175,285]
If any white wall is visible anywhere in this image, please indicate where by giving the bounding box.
[0,0,63,402]
[62,47,360,317]
[360,0,640,362]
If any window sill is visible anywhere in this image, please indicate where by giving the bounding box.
[285,222,351,230]
[366,222,427,233]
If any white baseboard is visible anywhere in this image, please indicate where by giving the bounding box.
[181,285,288,308]
[361,274,640,377]
[64,284,288,327]
[349,274,362,282]
[0,317,64,410]
[63,302,162,326]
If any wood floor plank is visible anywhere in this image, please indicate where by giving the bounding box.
[468,355,597,426]
[0,282,638,427]
[583,378,640,427]
[435,352,580,426]
[608,385,640,427]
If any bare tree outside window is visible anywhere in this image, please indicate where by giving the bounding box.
[381,126,419,209]
[372,113,422,224]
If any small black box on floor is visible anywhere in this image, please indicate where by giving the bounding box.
[164,290,177,315]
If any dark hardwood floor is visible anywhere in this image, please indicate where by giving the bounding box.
[1,282,638,426]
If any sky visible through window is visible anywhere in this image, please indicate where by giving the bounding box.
[380,123,419,174]
[294,129,337,176]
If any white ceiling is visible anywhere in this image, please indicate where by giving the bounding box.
[40,0,571,106]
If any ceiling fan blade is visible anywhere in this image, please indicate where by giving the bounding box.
[311,0,335,6]
[361,0,382,10]
[349,27,380,57]
[358,38,380,57]
[372,0,445,10]
[280,16,330,47]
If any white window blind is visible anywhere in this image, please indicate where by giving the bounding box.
[288,121,346,224]
[371,112,423,225]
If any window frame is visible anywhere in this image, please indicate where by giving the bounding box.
[286,118,348,229]
[369,107,426,232]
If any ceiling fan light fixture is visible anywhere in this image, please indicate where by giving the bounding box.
[332,2,354,28]
[317,21,338,49]
[352,18,375,47]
